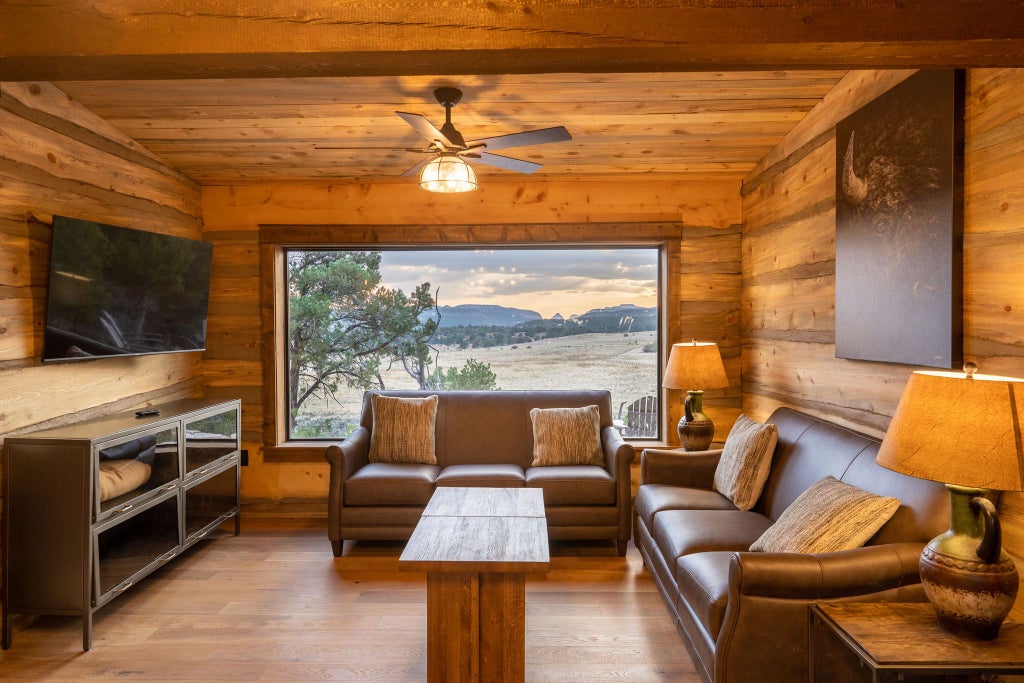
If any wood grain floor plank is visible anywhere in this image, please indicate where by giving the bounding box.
[0,515,694,681]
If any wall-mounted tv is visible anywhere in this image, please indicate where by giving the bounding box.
[42,215,213,363]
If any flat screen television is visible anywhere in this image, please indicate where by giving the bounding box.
[42,215,213,362]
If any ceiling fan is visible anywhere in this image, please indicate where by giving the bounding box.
[395,86,572,177]
[319,86,572,191]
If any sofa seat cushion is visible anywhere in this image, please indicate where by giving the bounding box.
[676,551,734,640]
[436,464,526,487]
[635,484,736,529]
[652,509,772,578]
[525,465,615,505]
[344,463,440,506]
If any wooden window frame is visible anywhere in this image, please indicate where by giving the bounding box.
[259,223,682,463]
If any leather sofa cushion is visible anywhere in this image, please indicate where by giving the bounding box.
[635,484,736,529]
[676,551,734,640]
[436,464,526,487]
[344,462,440,506]
[652,509,772,579]
[525,465,615,505]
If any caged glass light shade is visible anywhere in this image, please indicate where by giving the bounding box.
[419,154,478,193]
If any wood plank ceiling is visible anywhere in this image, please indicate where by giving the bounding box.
[54,71,847,185]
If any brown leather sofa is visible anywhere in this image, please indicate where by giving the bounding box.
[634,407,950,683]
[326,389,635,556]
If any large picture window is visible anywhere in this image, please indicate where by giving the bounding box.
[285,247,662,441]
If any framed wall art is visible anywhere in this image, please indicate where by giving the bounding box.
[835,69,964,368]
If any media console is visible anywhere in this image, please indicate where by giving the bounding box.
[2,398,241,650]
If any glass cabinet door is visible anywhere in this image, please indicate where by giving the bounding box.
[184,464,239,544]
[184,408,239,478]
[94,493,180,603]
[96,425,180,520]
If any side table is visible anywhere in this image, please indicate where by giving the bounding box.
[809,602,1024,682]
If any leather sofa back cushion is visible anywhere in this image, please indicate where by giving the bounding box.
[761,408,949,543]
[530,405,604,466]
[368,394,438,464]
[750,476,900,553]
[712,415,778,510]
[360,390,612,468]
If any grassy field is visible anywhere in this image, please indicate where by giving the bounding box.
[294,330,658,437]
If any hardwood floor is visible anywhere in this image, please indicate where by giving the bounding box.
[0,513,699,682]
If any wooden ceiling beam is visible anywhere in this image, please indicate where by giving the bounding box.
[2,1,1024,80]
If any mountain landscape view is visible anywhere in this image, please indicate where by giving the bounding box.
[427,303,658,349]
[288,247,660,439]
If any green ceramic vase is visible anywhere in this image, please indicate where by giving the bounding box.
[919,485,1019,640]
[677,390,715,451]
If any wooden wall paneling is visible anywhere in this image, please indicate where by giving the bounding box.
[678,225,742,446]
[201,179,742,500]
[741,68,1024,621]
[201,179,742,230]
[0,79,203,438]
[962,69,1024,620]
[0,87,200,222]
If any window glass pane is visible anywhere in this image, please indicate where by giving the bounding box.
[285,247,660,440]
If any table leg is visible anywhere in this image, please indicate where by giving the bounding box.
[480,572,526,683]
[426,572,479,683]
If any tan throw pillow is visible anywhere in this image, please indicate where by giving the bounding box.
[368,394,438,465]
[98,459,152,502]
[712,415,778,511]
[530,405,604,467]
[750,476,901,553]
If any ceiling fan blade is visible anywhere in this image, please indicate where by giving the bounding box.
[314,145,425,151]
[475,152,542,174]
[400,158,430,177]
[396,111,455,148]
[470,126,571,152]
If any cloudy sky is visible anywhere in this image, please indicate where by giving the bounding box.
[376,248,658,319]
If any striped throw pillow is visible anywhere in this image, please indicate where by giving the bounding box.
[712,415,778,510]
[530,405,604,467]
[750,476,901,553]
[368,394,438,465]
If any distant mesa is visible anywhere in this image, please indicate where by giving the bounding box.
[427,303,656,332]
[429,304,542,328]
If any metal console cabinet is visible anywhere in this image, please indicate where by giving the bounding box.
[2,398,241,650]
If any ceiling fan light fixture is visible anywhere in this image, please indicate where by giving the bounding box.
[419,154,477,193]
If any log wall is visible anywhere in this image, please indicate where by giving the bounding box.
[741,68,1024,620]
[0,81,204,436]
[200,179,742,503]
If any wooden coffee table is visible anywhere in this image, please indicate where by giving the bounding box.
[399,487,550,683]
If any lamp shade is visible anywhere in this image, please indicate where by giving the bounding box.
[877,369,1024,491]
[662,342,729,390]
[419,154,477,193]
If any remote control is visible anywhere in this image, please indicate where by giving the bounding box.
[135,409,160,417]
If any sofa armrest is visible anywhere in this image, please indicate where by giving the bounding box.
[639,447,722,488]
[601,425,635,474]
[325,426,370,480]
[602,426,636,554]
[730,543,925,600]
[325,427,370,543]
[713,543,926,682]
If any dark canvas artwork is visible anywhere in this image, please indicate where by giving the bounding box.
[835,70,964,368]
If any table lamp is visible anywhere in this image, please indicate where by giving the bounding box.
[662,341,729,450]
[876,363,1023,640]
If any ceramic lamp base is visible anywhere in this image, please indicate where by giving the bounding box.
[678,389,716,451]
[919,485,1020,640]
[677,417,714,451]
[920,545,1018,640]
